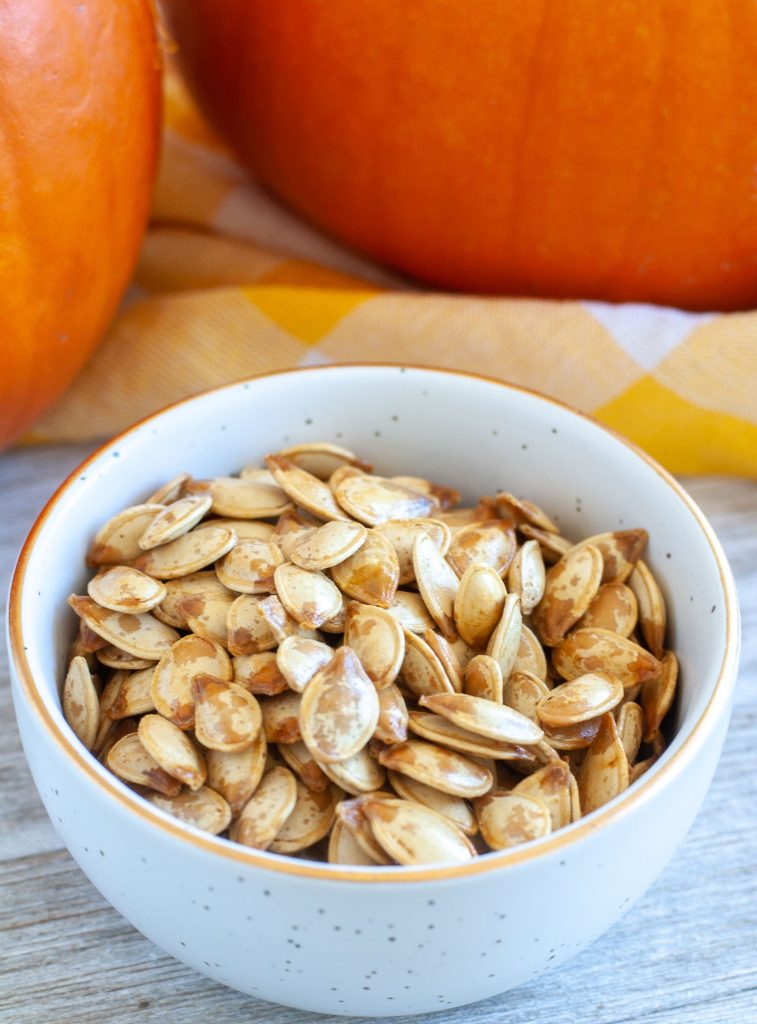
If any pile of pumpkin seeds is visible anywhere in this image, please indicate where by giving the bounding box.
[62,442,677,866]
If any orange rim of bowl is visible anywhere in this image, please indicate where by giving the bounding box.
[8,364,740,884]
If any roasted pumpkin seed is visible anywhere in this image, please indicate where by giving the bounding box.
[553,627,662,689]
[334,473,437,526]
[216,538,284,593]
[188,475,290,519]
[330,529,399,608]
[475,791,551,849]
[641,650,678,741]
[266,453,351,522]
[453,562,506,650]
[578,713,629,813]
[289,520,368,571]
[299,647,379,763]
[360,796,475,865]
[373,518,450,585]
[231,766,298,850]
[62,656,99,750]
[274,562,343,629]
[138,714,207,790]
[419,692,543,745]
[486,594,523,680]
[192,674,262,753]
[507,539,546,614]
[575,582,638,637]
[87,504,164,567]
[464,655,504,704]
[131,524,237,579]
[344,601,405,689]
[537,671,624,728]
[68,595,180,660]
[206,730,268,814]
[378,739,493,798]
[87,565,167,615]
[413,531,459,640]
[149,786,232,834]
[446,520,517,579]
[628,560,667,659]
[106,733,182,796]
[532,544,603,647]
[138,494,212,550]
[269,781,341,854]
[151,634,231,729]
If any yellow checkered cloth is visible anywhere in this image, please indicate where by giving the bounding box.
[29,67,757,475]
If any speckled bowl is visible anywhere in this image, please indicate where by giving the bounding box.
[8,365,740,1016]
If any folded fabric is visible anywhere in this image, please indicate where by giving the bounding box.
[27,65,757,475]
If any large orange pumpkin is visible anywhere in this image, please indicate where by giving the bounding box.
[0,0,161,447]
[165,0,757,311]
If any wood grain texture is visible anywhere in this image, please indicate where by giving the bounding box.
[1,446,755,1024]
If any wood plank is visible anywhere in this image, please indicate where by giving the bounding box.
[1,447,755,1023]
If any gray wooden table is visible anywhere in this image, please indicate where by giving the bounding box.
[1,444,755,1024]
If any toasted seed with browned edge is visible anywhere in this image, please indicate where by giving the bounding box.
[62,656,99,750]
[494,492,559,534]
[187,476,290,519]
[453,563,506,650]
[274,562,343,629]
[464,655,504,704]
[216,539,284,594]
[192,675,262,753]
[400,628,454,697]
[374,519,450,585]
[408,710,541,762]
[629,560,667,659]
[388,591,436,633]
[108,667,156,719]
[138,714,207,790]
[578,713,629,813]
[512,761,573,830]
[268,781,341,854]
[419,692,544,745]
[335,795,394,864]
[541,716,601,751]
[344,602,405,688]
[87,566,167,615]
[507,539,546,615]
[148,786,232,835]
[616,701,644,764]
[573,529,648,584]
[503,671,550,722]
[331,530,400,608]
[486,594,523,680]
[233,652,289,695]
[138,494,212,550]
[68,595,180,661]
[261,690,302,744]
[374,682,409,745]
[87,504,164,567]
[553,628,662,689]
[446,520,517,579]
[575,582,638,637]
[278,739,331,792]
[231,766,298,850]
[532,544,603,647]
[289,520,368,571]
[378,739,493,799]
[334,473,437,526]
[537,671,624,729]
[328,817,383,865]
[130,525,237,580]
[205,730,267,814]
[641,650,678,741]
[361,796,476,865]
[474,791,552,849]
[151,634,231,730]
[299,647,379,764]
[413,532,459,640]
[267,454,352,522]
[275,635,334,693]
[387,769,477,836]
[106,733,182,796]
[317,747,386,795]
[278,442,371,480]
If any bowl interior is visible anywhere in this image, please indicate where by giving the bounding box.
[14,365,734,862]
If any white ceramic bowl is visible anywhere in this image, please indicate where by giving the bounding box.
[8,365,739,1017]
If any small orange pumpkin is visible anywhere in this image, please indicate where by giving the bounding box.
[0,0,161,447]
